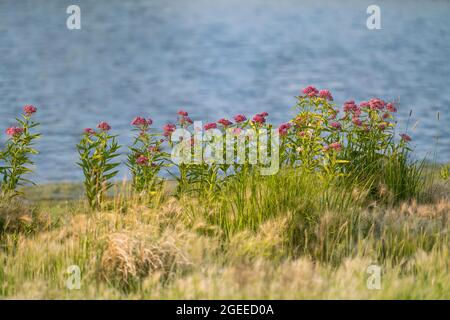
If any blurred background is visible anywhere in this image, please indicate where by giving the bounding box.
[0,0,449,182]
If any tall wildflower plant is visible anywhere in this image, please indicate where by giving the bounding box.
[127,116,167,196]
[0,105,40,199]
[290,87,347,178]
[289,86,419,200]
[77,122,121,210]
[164,111,220,195]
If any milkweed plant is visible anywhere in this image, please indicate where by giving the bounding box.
[127,116,168,196]
[1,85,423,208]
[76,122,121,209]
[0,105,40,199]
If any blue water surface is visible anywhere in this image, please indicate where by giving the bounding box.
[0,0,449,182]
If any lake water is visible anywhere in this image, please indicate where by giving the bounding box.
[0,0,449,182]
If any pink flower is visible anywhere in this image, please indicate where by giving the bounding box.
[136,155,149,166]
[352,117,363,126]
[217,118,233,127]
[343,100,358,113]
[233,114,247,123]
[163,123,176,137]
[369,98,385,110]
[5,127,23,137]
[330,122,342,130]
[178,110,188,116]
[302,85,319,97]
[23,105,37,115]
[330,142,342,152]
[278,123,292,136]
[382,113,390,119]
[97,121,111,131]
[179,116,193,126]
[84,128,95,135]
[359,101,370,109]
[259,112,269,117]
[131,116,152,127]
[204,122,217,130]
[386,103,397,112]
[252,114,266,124]
[400,133,411,142]
[319,90,333,101]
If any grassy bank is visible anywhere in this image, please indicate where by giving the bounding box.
[0,167,449,299]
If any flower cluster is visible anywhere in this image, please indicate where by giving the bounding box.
[234,114,247,123]
[132,116,153,128]
[5,127,24,137]
[278,123,291,136]
[177,110,193,127]
[217,118,233,127]
[204,122,217,130]
[252,112,268,125]
[291,85,412,179]
[97,121,111,131]
[163,123,177,137]
[23,105,37,116]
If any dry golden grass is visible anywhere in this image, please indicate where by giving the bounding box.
[0,178,449,299]
[101,232,190,287]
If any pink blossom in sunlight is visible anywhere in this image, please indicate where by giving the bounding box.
[233,114,247,123]
[217,118,233,127]
[204,122,217,130]
[163,123,176,137]
[6,127,23,137]
[319,89,333,101]
[369,98,386,110]
[97,122,111,131]
[278,123,292,136]
[252,114,266,124]
[24,105,37,115]
[302,85,319,97]
[84,128,95,135]
[136,155,149,166]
